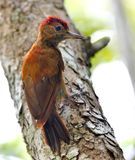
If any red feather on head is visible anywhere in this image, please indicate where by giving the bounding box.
[39,16,69,30]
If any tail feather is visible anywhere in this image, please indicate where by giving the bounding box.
[43,112,70,153]
[53,113,70,143]
[45,120,60,152]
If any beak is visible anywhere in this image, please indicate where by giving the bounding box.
[65,31,85,40]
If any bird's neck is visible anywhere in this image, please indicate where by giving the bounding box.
[36,33,58,48]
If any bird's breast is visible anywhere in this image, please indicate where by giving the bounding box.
[22,48,63,84]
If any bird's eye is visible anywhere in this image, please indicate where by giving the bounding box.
[55,25,62,31]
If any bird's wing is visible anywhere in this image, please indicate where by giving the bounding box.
[24,73,61,127]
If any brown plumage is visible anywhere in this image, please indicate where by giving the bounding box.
[22,16,84,153]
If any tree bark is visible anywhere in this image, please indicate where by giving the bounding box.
[0,0,125,159]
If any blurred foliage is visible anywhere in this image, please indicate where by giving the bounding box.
[121,138,135,160]
[122,138,135,148]
[65,0,110,35]
[0,135,31,160]
[64,0,117,68]
[123,0,135,30]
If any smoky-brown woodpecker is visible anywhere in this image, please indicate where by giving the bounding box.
[21,16,84,153]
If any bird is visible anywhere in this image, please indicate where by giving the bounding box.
[21,16,84,153]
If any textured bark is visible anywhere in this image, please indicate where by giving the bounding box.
[0,0,125,159]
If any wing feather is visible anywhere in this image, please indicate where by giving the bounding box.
[24,73,61,126]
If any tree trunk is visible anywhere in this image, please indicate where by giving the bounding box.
[0,0,125,159]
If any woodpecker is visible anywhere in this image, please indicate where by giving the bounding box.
[21,16,84,153]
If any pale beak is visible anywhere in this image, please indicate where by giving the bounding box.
[65,31,85,40]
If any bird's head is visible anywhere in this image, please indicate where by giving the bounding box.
[38,16,85,46]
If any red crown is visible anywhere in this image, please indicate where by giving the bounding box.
[39,16,69,30]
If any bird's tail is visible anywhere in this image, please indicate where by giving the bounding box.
[42,111,70,153]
